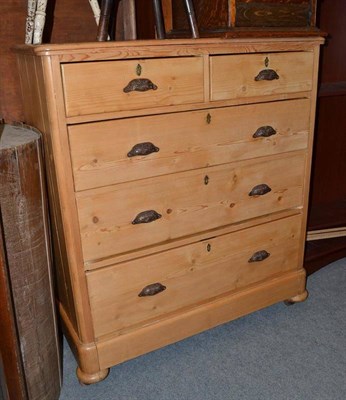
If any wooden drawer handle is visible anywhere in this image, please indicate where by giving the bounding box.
[132,210,162,225]
[127,142,160,157]
[123,78,158,93]
[139,283,166,297]
[253,126,277,138]
[255,69,279,81]
[249,184,272,197]
[248,250,271,263]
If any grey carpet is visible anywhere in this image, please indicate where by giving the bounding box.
[60,258,346,400]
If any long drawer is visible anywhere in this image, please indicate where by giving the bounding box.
[61,57,204,117]
[87,214,302,338]
[210,51,314,101]
[69,98,310,191]
[76,153,305,262]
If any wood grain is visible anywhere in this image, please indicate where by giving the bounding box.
[16,54,79,334]
[87,214,302,338]
[210,51,314,101]
[97,269,307,369]
[61,57,204,117]
[0,124,61,400]
[171,0,229,31]
[69,98,310,190]
[40,56,97,344]
[76,152,305,262]
[15,38,322,384]
[156,0,317,38]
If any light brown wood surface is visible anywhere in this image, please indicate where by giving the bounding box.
[15,37,323,384]
[61,57,204,117]
[87,214,301,338]
[211,51,314,101]
[69,98,310,190]
[96,269,307,369]
[77,152,305,262]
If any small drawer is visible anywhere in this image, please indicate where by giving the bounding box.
[86,214,302,338]
[61,57,204,117]
[210,51,314,101]
[69,98,310,191]
[76,153,305,262]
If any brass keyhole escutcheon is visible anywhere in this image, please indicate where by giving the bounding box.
[204,175,209,185]
[264,57,269,68]
[206,113,212,124]
[207,243,211,252]
[136,64,142,76]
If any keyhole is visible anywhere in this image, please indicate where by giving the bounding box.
[207,243,211,252]
[206,113,212,124]
[136,64,142,76]
[264,57,269,68]
[204,175,209,185]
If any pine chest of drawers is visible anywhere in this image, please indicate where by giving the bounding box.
[16,36,323,384]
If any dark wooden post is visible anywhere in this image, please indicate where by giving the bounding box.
[0,217,27,400]
[0,124,61,400]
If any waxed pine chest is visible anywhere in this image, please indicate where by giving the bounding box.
[16,36,323,384]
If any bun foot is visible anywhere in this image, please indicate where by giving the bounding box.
[284,290,309,306]
[77,367,110,385]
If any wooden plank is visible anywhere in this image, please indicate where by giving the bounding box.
[14,37,325,59]
[0,213,27,400]
[87,214,302,338]
[85,210,302,270]
[235,1,312,28]
[210,51,314,101]
[77,152,305,262]
[40,56,97,344]
[65,91,312,125]
[307,227,346,241]
[69,98,310,190]
[97,269,307,369]
[61,57,204,117]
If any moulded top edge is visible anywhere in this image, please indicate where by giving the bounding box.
[13,35,325,57]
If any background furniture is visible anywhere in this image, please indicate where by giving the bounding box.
[0,124,61,400]
[304,0,346,273]
[165,0,317,35]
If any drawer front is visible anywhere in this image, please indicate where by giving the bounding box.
[61,57,204,117]
[87,214,302,338]
[77,153,305,262]
[210,52,314,101]
[69,98,310,191]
